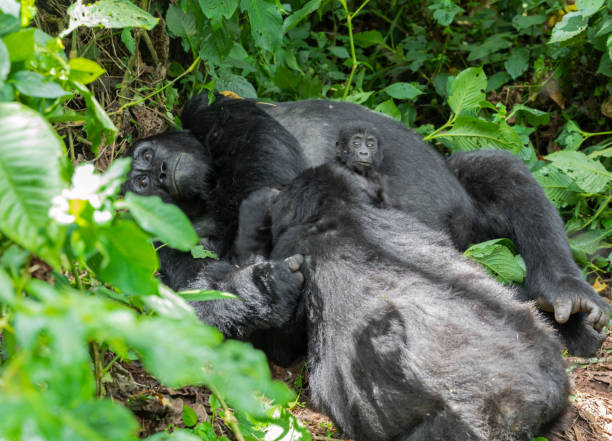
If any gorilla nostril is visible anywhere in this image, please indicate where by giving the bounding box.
[161,161,168,172]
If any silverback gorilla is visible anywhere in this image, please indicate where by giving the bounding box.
[124,94,609,362]
[231,144,570,440]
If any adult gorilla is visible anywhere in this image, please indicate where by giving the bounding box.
[124,94,609,360]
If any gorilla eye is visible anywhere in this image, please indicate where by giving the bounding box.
[352,141,360,147]
[142,149,153,161]
[367,142,374,149]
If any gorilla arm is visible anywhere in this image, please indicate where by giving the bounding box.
[447,150,609,356]
[157,242,304,339]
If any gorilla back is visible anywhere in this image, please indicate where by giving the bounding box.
[256,165,569,441]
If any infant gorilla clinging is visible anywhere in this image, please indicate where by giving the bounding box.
[234,126,570,441]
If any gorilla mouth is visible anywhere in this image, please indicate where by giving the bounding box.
[171,152,184,197]
[353,161,371,167]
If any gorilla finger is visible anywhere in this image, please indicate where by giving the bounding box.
[284,254,304,271]
[585,305,602,330]
[553,298,572,324]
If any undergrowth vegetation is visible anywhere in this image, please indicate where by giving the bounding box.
[0,0,610,440]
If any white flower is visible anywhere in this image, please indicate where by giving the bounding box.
[49,195,75,224]
[93,209,112,224]
[48,163,117,224]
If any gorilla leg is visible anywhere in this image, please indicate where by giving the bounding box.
[447,150,608,355]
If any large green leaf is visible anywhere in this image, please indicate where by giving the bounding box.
[198,0,239,21]
[533,165,581,208]
[0,103,65,268]
[283,0,321,33]
[240,0,282,52]
[504,48,529,80]
[123,193,198,252]
[549,11,589,43]
[545,150,612,194]
[92,220,159,295]
[464,238,525,284]
[60,0,159,38]
[11,71,71,98]
[436,116,522,153]
[166,5,196,40]
[448,67,486,115]
[383,82,424,100]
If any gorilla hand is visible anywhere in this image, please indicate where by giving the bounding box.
[250,254,305,327]
[536,276,610,331]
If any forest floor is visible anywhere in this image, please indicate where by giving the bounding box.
[107,297,612,441]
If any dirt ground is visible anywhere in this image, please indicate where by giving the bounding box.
[107,320,612,441]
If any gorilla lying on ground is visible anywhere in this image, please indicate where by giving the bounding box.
[231,135,569,441]
[124,94,609,362]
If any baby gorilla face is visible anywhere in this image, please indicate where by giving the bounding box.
[336,127,381,174]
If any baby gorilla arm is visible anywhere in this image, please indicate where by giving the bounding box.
[157,243,303,339]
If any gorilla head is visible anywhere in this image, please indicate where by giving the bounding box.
[124,131,210,218]
[336,125,383,175]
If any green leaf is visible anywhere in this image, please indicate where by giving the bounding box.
[198,0,239,21]
[121,27,135,54]
[10,71,71,98]
[0,102,65,268]
[486,71,510,92]
[191,245,219,260]
[353,30,385,48]
[182,404,199,427]
[166,5,196,39]
[0,267,15,303]
[93,220,159,295]
[448,67,487,115]
[383,82,424,100]
[464,238,525,284]
[60,0,159,38]
[504,48,529,80]
[533,165,581,208]
[178,289,237,301]
[549,11,589,43]
[437,116,523,153]
[2,28,35,62]
[466,34,512,61]
[329,46,349,58]
[74,82,117,152]
[124,193,198,252]
[240,0,283,52]
[0,13,21,38]
[69,57,105,85]
[0,39,8,84]
[510,104,550,127]
[545,151,612,194]
[373,98,401,121]
[512,14,546,31]
[216,71,257,99]
[428,0,464,26]
[576,0,605,17]
[283,0,320,33]
[569,229,610,256]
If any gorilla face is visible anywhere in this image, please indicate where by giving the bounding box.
[124,132,210,211]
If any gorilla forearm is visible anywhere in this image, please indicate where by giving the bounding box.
[158,244,303,339]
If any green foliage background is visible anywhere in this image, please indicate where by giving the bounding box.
[0,0,610,440]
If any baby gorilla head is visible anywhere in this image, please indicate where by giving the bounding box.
[336,125,382,174]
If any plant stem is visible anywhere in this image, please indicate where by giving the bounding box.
[111,56,202,115]
[339,0,371,98]
[207,385,246,441]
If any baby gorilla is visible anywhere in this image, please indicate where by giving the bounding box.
[336,125,383,174]
[234,144,569,440]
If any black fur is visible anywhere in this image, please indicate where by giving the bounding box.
[234,163,570,441]
[124,94,609,361]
